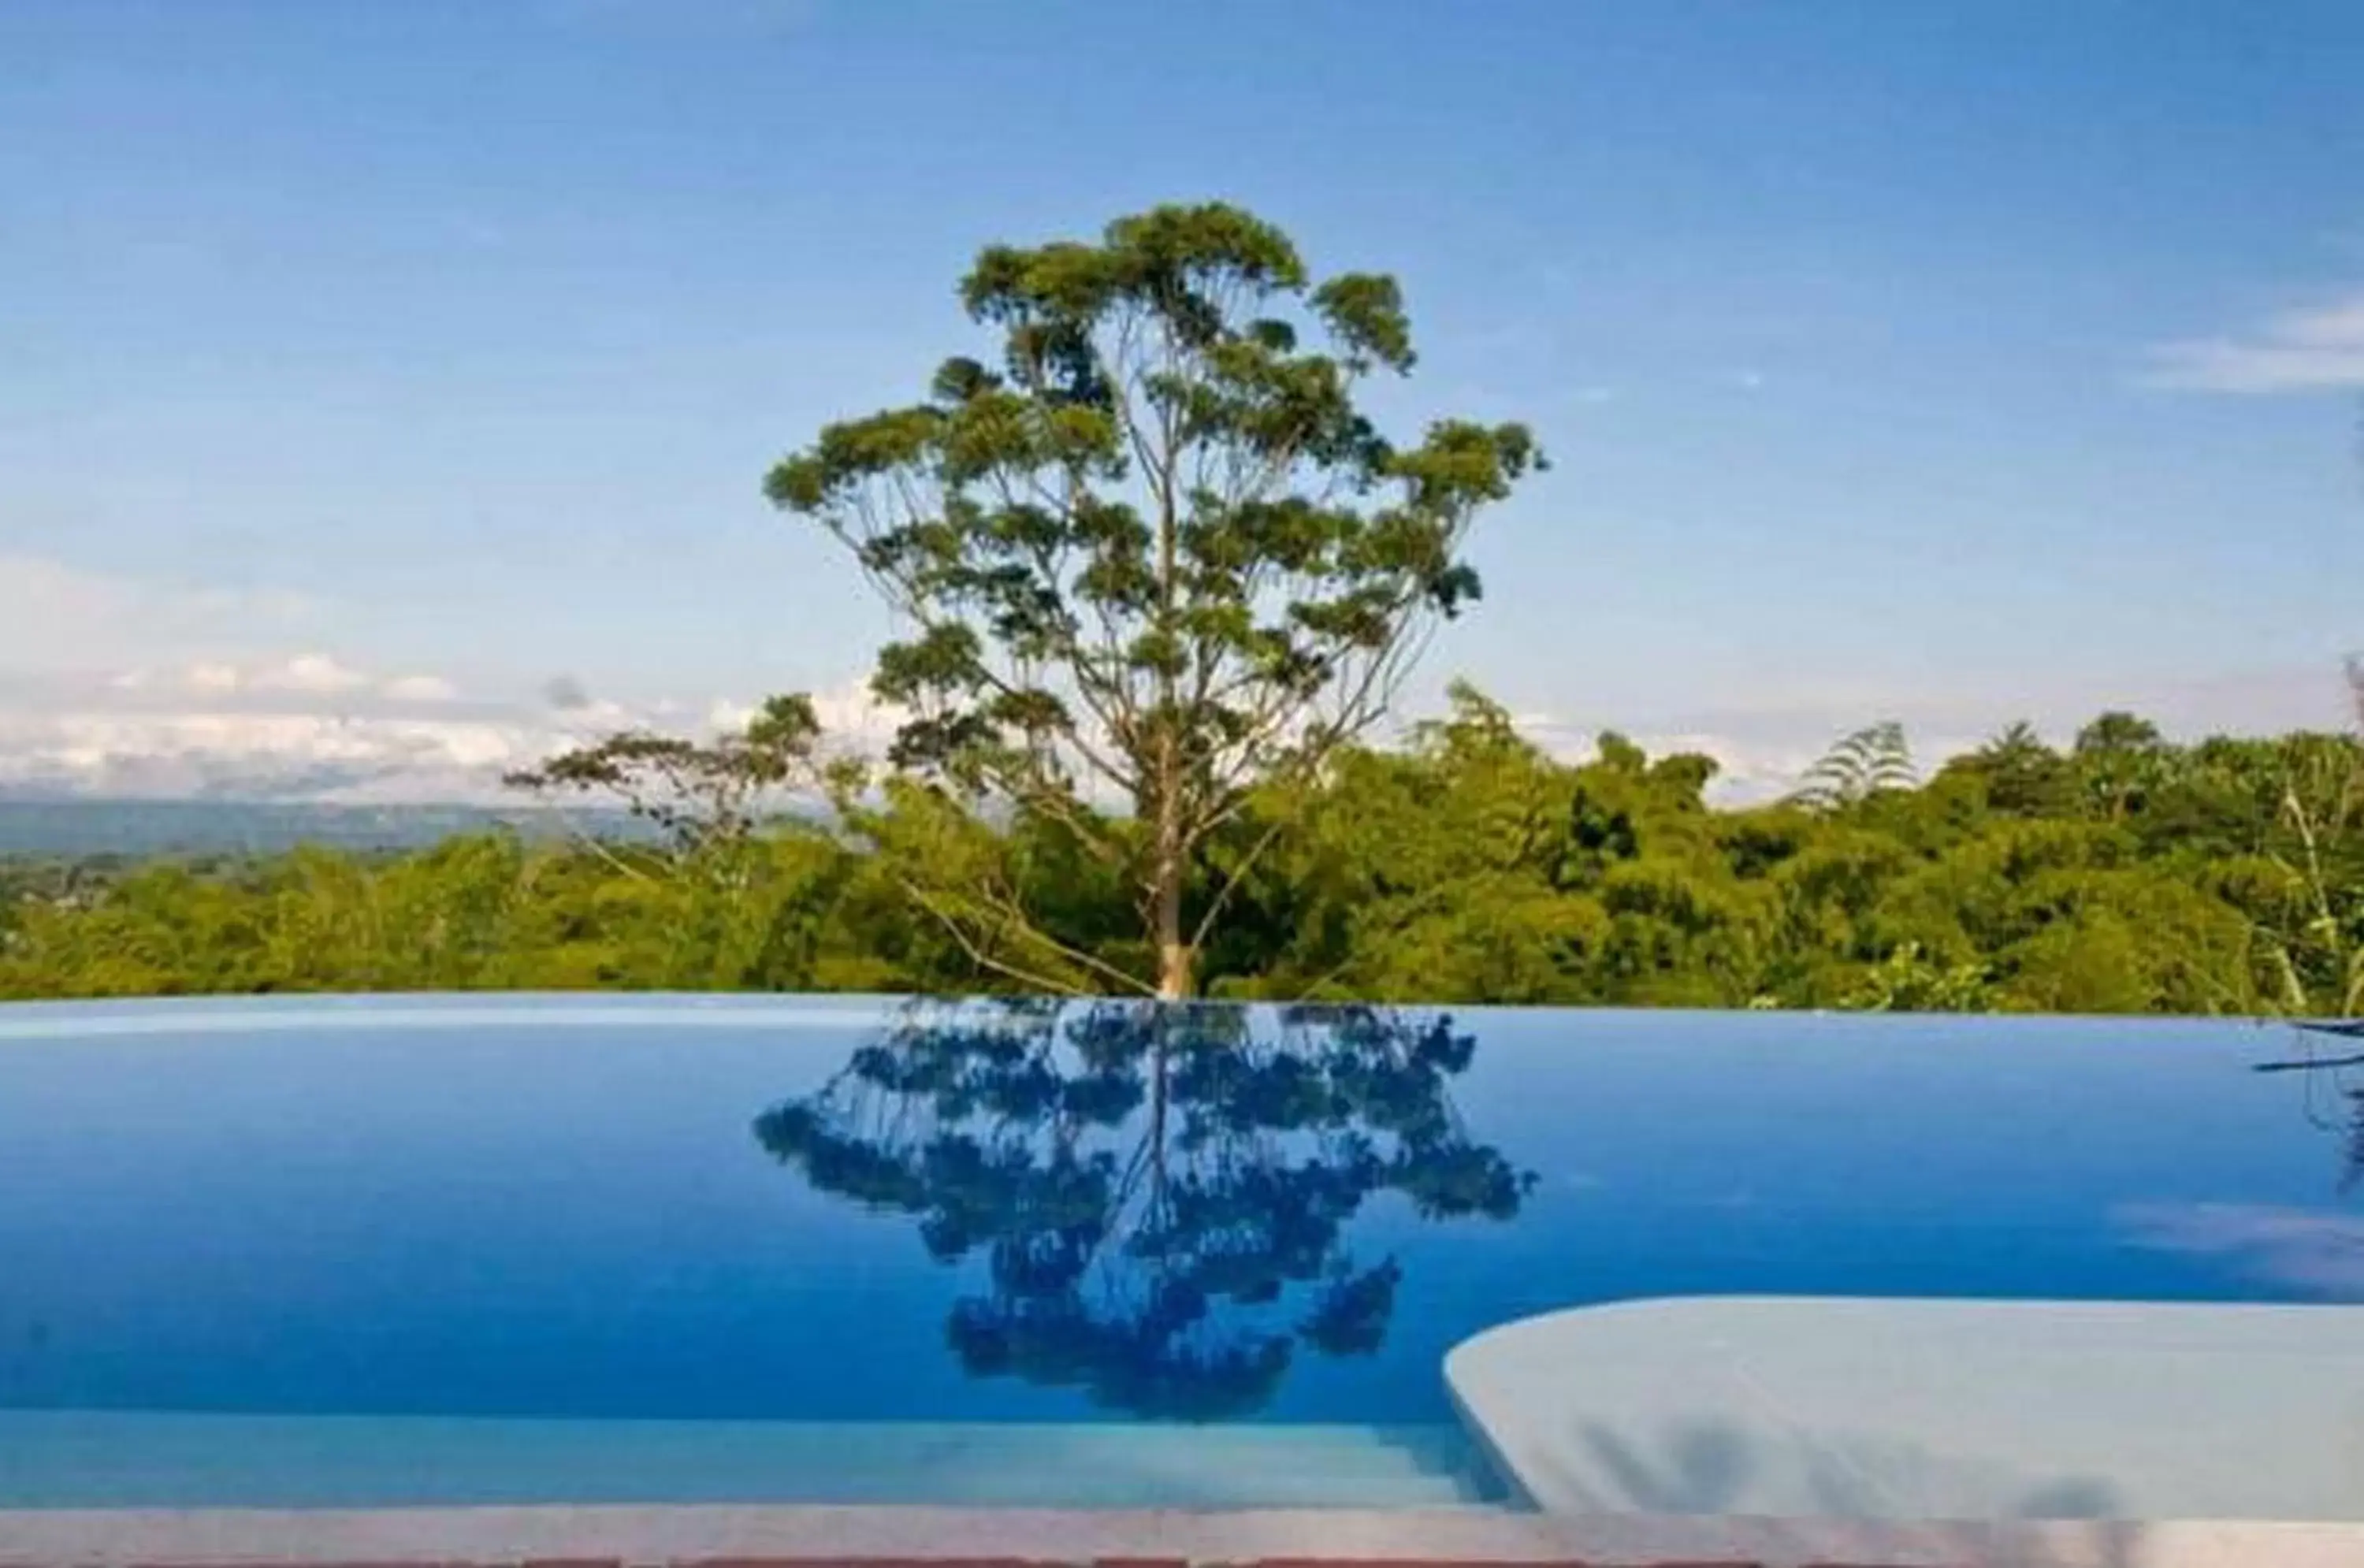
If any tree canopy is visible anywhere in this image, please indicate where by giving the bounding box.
[765,202,1541,998]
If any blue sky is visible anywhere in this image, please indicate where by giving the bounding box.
[4,0,2362,798]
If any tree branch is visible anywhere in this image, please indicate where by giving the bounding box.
[902,881,1095,997]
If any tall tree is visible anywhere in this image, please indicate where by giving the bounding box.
[766,203,1541,997]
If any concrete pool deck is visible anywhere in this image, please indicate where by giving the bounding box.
[2,1504,2363,1568]
[1445,1297,2364,1525]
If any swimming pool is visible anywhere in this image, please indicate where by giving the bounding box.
[0,994,2356,1509]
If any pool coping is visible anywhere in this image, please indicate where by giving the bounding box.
[2,1506,2362,1568]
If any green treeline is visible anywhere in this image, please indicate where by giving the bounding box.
[5,689,2357,1016]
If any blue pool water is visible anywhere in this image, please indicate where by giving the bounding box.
[0,994,2357,1508]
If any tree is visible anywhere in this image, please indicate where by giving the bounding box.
[503,693,829,861]
[765,203,1541,998]
[2071,711,2171,822]
[1944,721,2068,816]
[500,695,873,986]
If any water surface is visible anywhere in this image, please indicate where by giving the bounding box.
[0,995,2354,1504]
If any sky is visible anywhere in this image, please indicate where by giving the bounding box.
[4,0,2363,803]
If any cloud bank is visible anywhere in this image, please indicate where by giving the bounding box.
[0,555,924,803]
[0,661,906,804]
[3,555,2354,805]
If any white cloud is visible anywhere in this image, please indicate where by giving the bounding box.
[706,679,907,764]
[0,708,550,803]
[567,697,636,730]
[95,656,460,707]
[706,697,758,734]
[808,679,905,752]
[2147,289,2364,393]
[0,556,916,802]
[0,557,559,799]
[182,662,244,695]
[256,653,371,695]
[0,653,908,804]
[381,673,459,703]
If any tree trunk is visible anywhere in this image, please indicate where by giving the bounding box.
[1154,850,1191,1000]
[1151,762,1191,998]
[1151,425,1189,1002]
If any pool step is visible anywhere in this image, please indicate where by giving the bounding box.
[0,1411,1504,1510]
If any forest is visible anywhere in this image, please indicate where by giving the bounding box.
[3,686,2358,1017]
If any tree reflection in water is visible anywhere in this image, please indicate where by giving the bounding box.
[753,999,1532,1420]
[2256,1019,2364,1192]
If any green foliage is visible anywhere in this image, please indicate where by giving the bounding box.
[1842,942,1996,1013]
[4,696,2358,1020]
[1790,721,1916,812]
[766,203,1540,997]
[503,693,830,857]
[1940,722,2071,817]
[2072,710,2173,821]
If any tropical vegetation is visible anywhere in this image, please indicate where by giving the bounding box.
[5,685,2358,1016]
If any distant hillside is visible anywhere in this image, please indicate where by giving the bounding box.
[0,799,652,857]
